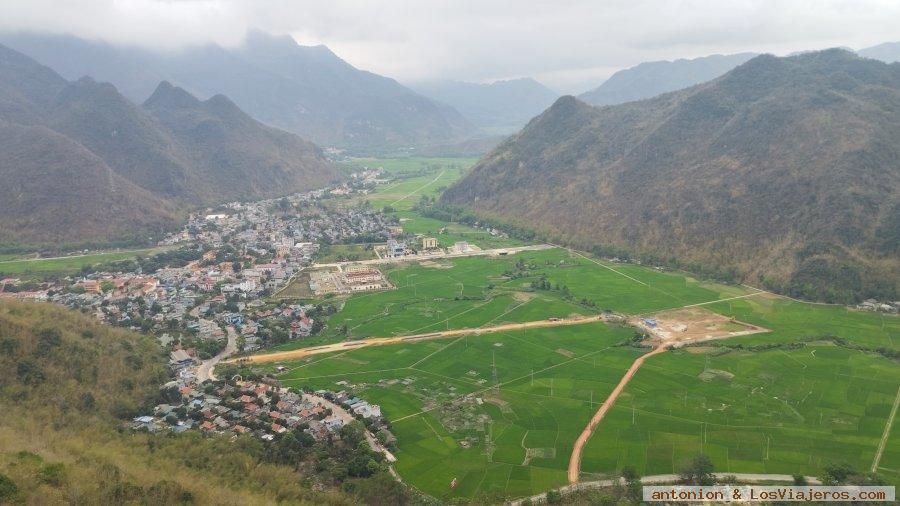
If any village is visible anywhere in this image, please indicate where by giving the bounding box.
[131,374,396,457]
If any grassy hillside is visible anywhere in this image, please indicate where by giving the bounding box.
[0,301,395,505]
[444,50,900,303]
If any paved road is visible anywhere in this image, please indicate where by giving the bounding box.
[226,314,608,365]
[568,345,666,483]
[511,473,822,505]
[197,326,238,383]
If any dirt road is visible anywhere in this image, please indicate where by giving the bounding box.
[225,314,606,365]
[305,392,397,463]
[567,345,666,484]
[197,326,238,382]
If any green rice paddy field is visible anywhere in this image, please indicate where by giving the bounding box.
[275,247,751,349]
[267,158,899,500]
[0,247,165,278]
[265,245,899,500]
[278,322,648,502]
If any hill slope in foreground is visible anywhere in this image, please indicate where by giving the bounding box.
[444,50,900,303]
[0,300,391,505]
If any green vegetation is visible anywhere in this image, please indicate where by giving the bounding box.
[442,50,900,304]
[262,231,898,500]
[276,322,649,501]
[0,300,415,505]
[0,247,167,278]
[581,344,900,484]
[316,243,379,263]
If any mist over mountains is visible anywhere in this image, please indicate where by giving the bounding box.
[411,78,558,134]
[0,31,475,150]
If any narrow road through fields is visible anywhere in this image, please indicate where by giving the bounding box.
[567,345,666,484]
[872,385,900,473]
[390,169,445,206]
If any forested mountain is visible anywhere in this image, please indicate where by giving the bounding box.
[444,50,900,303]
[412,78,558,133]
[0,43,338,245]
[579,52,757,105]
[0,31,475,149]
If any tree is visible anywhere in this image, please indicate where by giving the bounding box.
[679,454,715,485]
[0,474,16,501]
[546,489,562,504]
[820,462,856,485]
[621,465,642,502]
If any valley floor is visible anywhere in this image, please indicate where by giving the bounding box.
[237,159,899,501]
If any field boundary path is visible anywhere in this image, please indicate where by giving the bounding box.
[390,169,445,206]
[567,345,666,483]
[872,385,900,473]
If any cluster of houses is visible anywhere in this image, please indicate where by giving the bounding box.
[0,175,397,355]
[132,379,385,443]
[857,299,899,313]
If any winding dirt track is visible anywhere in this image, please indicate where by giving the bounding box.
[225,314,605,365]
[567,345,666,484]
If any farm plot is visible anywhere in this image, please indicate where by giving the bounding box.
[703,294,900,351]
[632,306,768,346]
[277,322,648,500]
[580,345,900,484]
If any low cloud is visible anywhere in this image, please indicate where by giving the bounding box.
[1,0,898,93]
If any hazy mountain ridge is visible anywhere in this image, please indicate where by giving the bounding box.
[411,77,558,133]
[579,52,758,106]
[444,50,900,303]
[0,31,475,149]
[858,41,900,63]
[0,43,338,245]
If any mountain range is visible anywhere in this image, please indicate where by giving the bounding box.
[579,53,759,106]
[858,42,900,63]
[578,42,900,107]
[411,78,558,134]
[0,43,338,246]
[0,31,475,150]
[443,50,900,303]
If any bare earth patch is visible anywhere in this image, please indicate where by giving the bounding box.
[512,291,536,302]
[631,306,769,347]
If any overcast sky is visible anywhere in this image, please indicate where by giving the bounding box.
[1,0,898,94]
